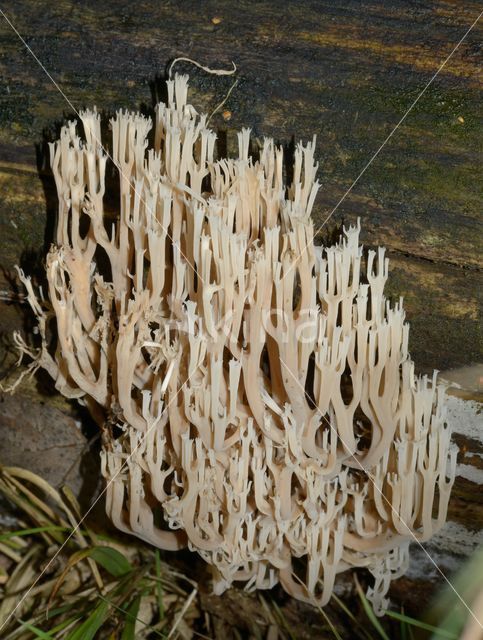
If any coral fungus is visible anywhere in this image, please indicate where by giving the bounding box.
[15,75,456,613]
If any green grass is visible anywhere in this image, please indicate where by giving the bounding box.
[0,466,196,639]
[0,465,480,639]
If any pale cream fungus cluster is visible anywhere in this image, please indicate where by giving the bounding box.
[16,75,456,614]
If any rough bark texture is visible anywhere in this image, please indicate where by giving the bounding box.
[0,0,481,626]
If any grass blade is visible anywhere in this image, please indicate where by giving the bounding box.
[316,604,343,640]
[87,546,133,577]
[155,549,164,622]
[49,545,132,606]
[354,577,389,640]
[0,526,66,543]
[19,621,55,639]
[65,599,110,640]
[120,595,142,640]
[386,610,458,639]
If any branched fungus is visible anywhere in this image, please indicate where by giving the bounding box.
[15,75,456,614]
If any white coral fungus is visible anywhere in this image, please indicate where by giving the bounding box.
[16,75,456,614]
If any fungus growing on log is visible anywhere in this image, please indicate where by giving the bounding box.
[15,75,456,614]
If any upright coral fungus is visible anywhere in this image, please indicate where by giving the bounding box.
[14,75,456,614]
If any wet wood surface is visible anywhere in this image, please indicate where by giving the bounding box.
[0,0,481,372]
[0,0,481,628]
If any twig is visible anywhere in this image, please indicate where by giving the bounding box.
[167,587,197,639]
[207,77,239,125]
[168,57,236,79]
